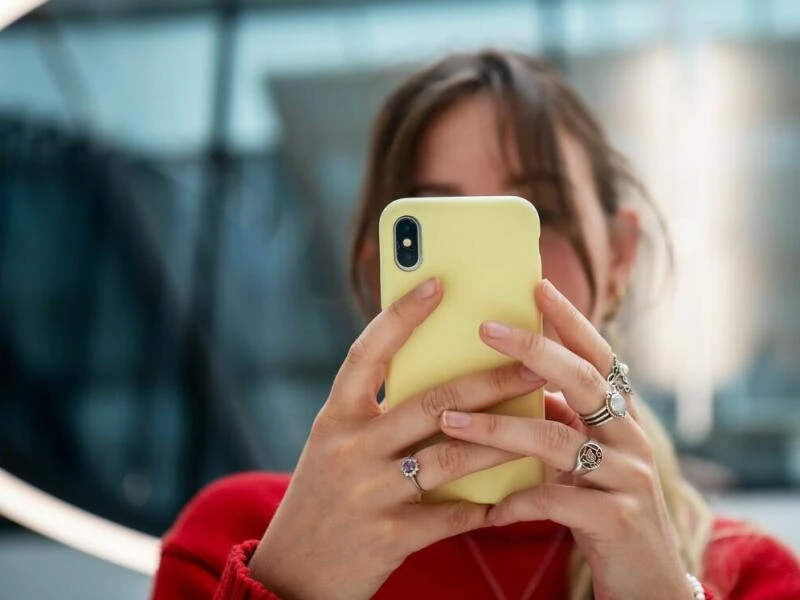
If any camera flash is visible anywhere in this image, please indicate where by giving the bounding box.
[402,238,412,248]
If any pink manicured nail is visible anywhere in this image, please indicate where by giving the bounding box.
[519,366,542,382]
[442,410,471,428]
[482,321,511,339]
[414,278,438,299]
[541,279,560,301]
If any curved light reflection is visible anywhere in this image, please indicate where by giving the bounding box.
[0,467,159,575]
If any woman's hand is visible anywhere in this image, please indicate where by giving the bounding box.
[249,278,545,600]
[440,279,691,600]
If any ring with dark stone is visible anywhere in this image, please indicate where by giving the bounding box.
[571,439,604,475]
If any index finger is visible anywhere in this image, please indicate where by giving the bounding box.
[370,362,545,455]
[329,278,442,416]
[535,280,614,388]
[536,279,639,421]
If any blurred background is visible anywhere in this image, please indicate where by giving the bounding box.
[1,0,798,598]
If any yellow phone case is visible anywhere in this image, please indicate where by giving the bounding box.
[379,196,543,505]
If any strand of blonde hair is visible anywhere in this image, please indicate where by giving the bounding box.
[568,317,715,600]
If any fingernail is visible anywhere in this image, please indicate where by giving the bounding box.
[519,365,542,382]
[414,278,438,299]
[482,321,511,339]
[542,279,560,302]
[442,410,471,428]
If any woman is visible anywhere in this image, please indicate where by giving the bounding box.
[151,50,799,599]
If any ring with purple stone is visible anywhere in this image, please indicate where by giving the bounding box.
[578,388,628,428]
[400,455,426,493]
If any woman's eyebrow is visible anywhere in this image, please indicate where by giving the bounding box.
[406,182,463,197]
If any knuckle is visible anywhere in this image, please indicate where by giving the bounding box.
[408,488,424,504]
[566,301,583,322]
[387,299,406,324]
[492,502,511,525]
[437,442,470,476]
[565,305,590,338]
[349,477,378,504]
[327,434,361,464]
[628,458,656,488]
[484,413,503,437]
[545,422,574,454]
[630,425,654,457]
[522,331,544,357]
[447,501,475,531]
[533,484,556,514]
[640,443,656,466]
[611,496,640,529]
[489,366,511,392]
[575,359,600,389]
[309,414,330,439]
[373,518,401,550]
[420,384,460,419]
[602,349,616,377]
[310,408,343,439]
[500,496,521,523]
[329,440,351,464]
[346,337,370,366]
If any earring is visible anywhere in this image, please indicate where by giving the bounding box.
[603,285,626,323]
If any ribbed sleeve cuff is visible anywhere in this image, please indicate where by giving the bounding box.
[213,540,283,600]
[702,582,716,599]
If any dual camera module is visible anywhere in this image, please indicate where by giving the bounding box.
[394,216,420,270]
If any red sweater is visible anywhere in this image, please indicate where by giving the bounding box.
[151,472,800,599]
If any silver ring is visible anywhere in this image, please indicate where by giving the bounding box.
[571,439,604,476]
[607,353,632,395]
[579,388,628,427]
[400,455,425,492]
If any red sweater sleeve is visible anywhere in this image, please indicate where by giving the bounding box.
[150,472,292,600]
[212,541,282,600]
[151,473,797,599]
[731,535,800,599]
[703,519,800,599]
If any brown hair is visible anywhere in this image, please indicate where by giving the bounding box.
[347,49,712,600]
[349,49,666,317]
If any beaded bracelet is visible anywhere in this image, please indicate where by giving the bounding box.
[686,573,706,599]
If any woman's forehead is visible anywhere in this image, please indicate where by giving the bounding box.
[410,96,593,215]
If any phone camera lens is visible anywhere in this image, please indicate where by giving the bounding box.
[394,217,420,270]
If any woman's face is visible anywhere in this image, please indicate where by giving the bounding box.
[405,93,639,335]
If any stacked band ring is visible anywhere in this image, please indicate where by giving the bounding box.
[579,388,628,427]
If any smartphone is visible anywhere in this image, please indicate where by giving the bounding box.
[379,196,544,505]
